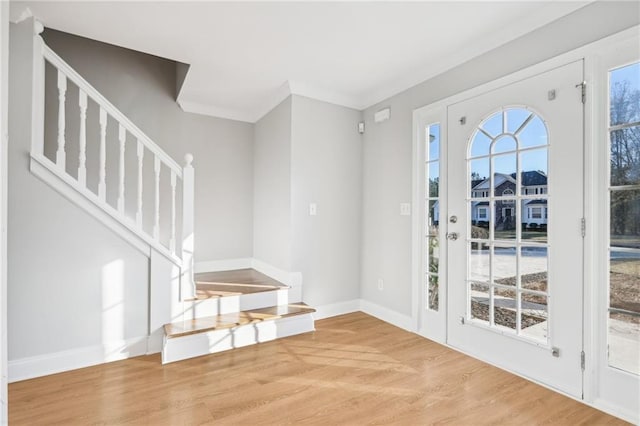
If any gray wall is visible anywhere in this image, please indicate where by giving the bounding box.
[360,1,640,315]
[42,29,254,262]
[253,97,292,270]
[291,95,362,306]
[8,20,150,360]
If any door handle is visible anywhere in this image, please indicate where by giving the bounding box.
[447,232,459,241]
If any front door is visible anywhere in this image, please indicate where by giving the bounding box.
[446,60,585,397]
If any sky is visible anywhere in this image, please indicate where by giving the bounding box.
[611,62,640,90]
[610,62,640,125]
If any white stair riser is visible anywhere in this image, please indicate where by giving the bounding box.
[183,289,289,319]
[162,313,315,364]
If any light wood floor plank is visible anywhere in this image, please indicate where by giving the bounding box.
[9,312,627,425]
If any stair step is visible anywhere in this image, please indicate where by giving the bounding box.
[161,304,316,364]
[177,269,291,319]
[192,282,285,300]
[164,303,315,338]
[191,268,288,300]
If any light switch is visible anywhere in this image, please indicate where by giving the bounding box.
[400,203,411,216]
[309,203,317,216]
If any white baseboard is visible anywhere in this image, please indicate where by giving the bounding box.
[313,298,414,333]
[194,258,252,273]
[250,258,291,285]
[359,299,415,332]
[313,299,361,320]
[592,397,638,425]
[8,336,148,383]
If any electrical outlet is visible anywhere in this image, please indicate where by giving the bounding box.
[400,203,411,216]
[309,203,317,216]
[377,278,384,291]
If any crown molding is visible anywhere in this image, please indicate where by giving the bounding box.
[177,99,255,123]
[251,81,294,123]
[180,80,362,124]
[287,80,363,111]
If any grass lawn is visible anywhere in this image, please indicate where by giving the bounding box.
[610,258,640,324]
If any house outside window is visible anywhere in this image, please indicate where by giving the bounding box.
[478,207,488,219]
[502,188,515,205]
[530,207,542,219]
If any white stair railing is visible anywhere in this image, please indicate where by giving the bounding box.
[29,27,195,298]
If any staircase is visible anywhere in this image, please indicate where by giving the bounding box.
[27,21,315,366]
[163,269,315,363]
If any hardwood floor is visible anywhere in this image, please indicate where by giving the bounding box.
[9,312,627,425]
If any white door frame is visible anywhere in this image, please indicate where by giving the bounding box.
[411,25,640,424]
[412,106,448,341]
[585,34,640,421]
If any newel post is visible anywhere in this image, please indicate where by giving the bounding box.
[181,153,196,300]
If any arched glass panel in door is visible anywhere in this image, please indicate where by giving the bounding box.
[467,107,550,343]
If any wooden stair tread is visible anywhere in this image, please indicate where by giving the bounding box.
[191,268,288,300]
[164,303,315,338]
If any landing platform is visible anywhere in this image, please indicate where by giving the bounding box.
[193,268,288,299]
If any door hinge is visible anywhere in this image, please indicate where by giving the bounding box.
[576,81,586,104]
[581,218,586,238]
[581,351,585,371]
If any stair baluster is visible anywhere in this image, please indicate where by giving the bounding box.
[153,156,161,240]
[77,90,87,186]
[170,170,177,255]
[98,107,107,201]
[181,153,195,299]
[117,124,126,214]
[135,140,144,227]
[55,70,66,169]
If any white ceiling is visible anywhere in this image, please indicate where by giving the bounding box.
[11,1,589,122]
